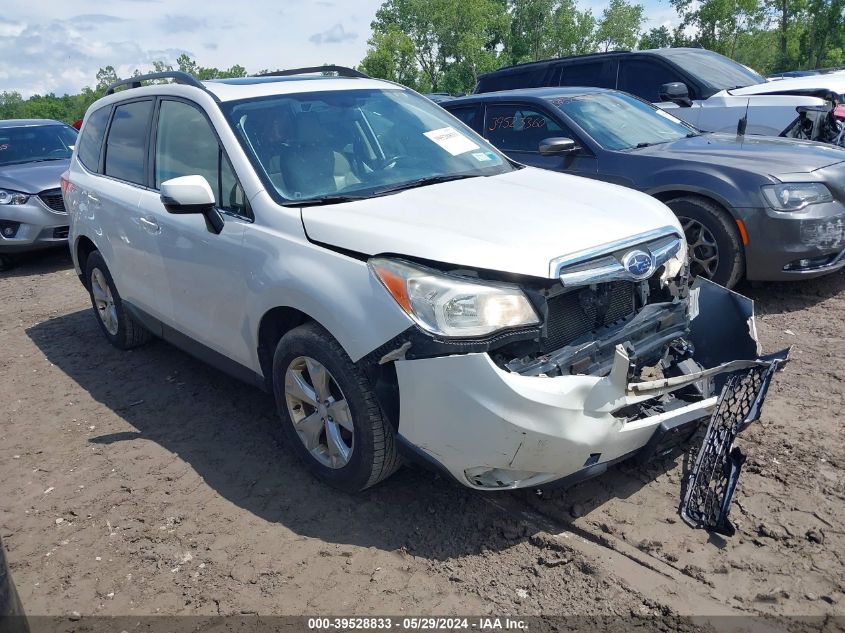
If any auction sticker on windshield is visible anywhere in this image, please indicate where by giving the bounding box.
[423,126,480,155]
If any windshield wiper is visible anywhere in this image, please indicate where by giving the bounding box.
[291,194,373,207]
[291,174,482,207]
[372,173,481,196]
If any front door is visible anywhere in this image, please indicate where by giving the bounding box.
[146,98,253,368]
[482,103,598,178]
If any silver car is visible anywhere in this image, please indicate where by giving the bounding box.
[65,69,784,498]
[0,119,77,267]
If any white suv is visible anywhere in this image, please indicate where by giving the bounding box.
[64,67,778,492]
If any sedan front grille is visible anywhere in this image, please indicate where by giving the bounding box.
[38,189,66,213]
[542,281,637,352]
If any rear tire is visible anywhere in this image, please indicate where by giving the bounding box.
[272,322,400,492]
[666,196,744,288]
[85,251,153,350]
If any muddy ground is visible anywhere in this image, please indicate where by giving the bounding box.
[1,249,843,624]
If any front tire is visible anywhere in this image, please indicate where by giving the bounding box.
[85,251,153,349]
[272,322,400,492]
[666,196,744,288]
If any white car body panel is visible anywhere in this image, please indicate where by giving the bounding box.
[303,167,682,279]
[658,73,845,138]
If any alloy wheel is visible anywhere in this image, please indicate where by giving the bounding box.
[91,268,119,336]
[284,356,354,469]
[680,216,719,279]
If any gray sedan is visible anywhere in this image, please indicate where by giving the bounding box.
[443,88,845,286]
[0,119,77,268]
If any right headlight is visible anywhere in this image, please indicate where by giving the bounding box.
[0,189,28,205]
[761,182,833,212]
[369,257,540,338]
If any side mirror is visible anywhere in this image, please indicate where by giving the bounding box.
[160,175,224,234]
[539,137,579,155]
[659,82,693,107]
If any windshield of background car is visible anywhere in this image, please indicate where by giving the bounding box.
[223,88,512,203]
[555,92,696,150]
[0,125,78,167]
[654,49,766,91]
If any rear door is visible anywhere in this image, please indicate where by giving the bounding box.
[139,97,253,366]
[96,98,171,320]
[482,102,598,177]
[558,58,618,89]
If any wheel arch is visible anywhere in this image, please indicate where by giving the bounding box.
[74,235,98,289]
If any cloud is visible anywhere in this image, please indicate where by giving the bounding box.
[309,23,357,45]
[157,14,208,34]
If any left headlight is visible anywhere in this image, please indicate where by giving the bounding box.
[369,257,540,338]
[0,189,28,205]
[761,182,833,212]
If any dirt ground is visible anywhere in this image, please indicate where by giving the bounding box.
[1,249,843,624]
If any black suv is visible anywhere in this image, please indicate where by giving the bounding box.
[474,48,766,104]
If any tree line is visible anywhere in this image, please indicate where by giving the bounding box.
[0,55,249,125]
[1,0,843,123]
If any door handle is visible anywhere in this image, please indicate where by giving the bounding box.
[139,216,161,234]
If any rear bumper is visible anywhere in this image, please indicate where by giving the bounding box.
[737,203,845,281]
[0,198,68,254]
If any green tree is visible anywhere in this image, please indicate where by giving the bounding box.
[595,0,645,51]
[360,25,421,88]
[639,25,673,48]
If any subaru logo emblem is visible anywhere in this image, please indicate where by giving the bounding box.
[622,249,654,279]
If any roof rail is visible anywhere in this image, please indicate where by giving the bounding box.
[255,65,370,79]
[105,71,219,101]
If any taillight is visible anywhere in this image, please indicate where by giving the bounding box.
[833,105,845,121]
[60,172,71,198]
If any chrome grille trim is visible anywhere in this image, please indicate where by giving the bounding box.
[550,225,684,287]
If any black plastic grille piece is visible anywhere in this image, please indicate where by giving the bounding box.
[542,281,636,351]
[53,226,69,239]
[681,353,788,536]
[38,189,66,213]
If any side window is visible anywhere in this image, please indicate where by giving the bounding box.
[485,104,568,153]
[104,100,153,185]
[559,60,616,89]
[618,59,686,102]
[77,106,111,172]
[155,100,250,217]
[447,106,482,133]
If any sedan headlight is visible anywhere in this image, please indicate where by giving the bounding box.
[761,183,833,211]
[369,257,540,338]
[0,189,28,205]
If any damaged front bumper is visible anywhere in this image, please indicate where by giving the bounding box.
[395,278,786,491]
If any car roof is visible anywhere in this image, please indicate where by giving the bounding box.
[477,47,715,79]
[444,86,612,105]
[0,118,66,128]
[98,75,403,106]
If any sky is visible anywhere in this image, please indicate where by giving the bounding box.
[1,0,678,98]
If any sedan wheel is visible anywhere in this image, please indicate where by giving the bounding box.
[284,355,354,469]
[679,216,719,280]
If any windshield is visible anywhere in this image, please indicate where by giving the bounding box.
[0,125,77,167]
[555,92,696,150]
[223,88,512,204]
[653,49,765,91]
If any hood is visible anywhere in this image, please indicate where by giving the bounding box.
[301,167,681,279]
[729,74,845,98]
[0,159,69,194]
[634,133,845,176]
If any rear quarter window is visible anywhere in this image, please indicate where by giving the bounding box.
[77,106,111,172]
